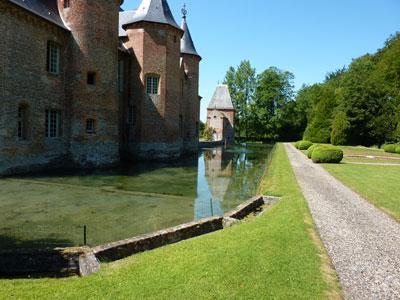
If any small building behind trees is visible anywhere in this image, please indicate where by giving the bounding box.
[207,85,235,144]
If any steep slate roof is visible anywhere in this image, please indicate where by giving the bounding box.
[123,0,180,31]
[180,16,200,58]
[7,0,68,30]
[208,85,235,110]
[119,9,137,37]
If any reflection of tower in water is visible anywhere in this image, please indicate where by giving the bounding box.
[194,147,234,220]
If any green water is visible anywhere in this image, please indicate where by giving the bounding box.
[0,144,273,249]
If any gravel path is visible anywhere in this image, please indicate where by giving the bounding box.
[284,143,400,300]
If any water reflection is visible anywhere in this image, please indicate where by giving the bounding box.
[0,144,272,249]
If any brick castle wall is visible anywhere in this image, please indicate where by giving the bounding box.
[0,1,69,175]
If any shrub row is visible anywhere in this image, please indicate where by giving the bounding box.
[295,140,313,150]
[383,144,400,154]
[310,145,344,164]
[295,140,343,164]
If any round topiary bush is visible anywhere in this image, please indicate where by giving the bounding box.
[295,141,301,149]
[307,144,320,159]
[311,145,344,164]
[384,144,398,153]
[297,140,313,150]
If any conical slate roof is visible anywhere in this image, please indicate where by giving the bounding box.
[181,16,200,58]
[123,0,180,30]
[208,85,235,110]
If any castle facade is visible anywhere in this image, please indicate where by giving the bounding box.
[0,0,201,175]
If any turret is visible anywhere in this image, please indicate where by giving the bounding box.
[58,0,122,166]
[122,0,184,160]
[180,6,201,153]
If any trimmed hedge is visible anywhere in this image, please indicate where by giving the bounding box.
[383,144,398,153]
[294,141,301,149]
[296,140,313,150]
[311,145,344,164]
[307,144,320,159]
[396,146,400,154]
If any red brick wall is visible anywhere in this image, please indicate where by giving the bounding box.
[124,22,185,159]
[59,0,121,165]
[181,54,201,153]
[0,1,69,174]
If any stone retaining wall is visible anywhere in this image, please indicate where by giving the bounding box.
[1,195,279,278]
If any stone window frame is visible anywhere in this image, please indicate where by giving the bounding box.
[45,109,62,139]
[47,41,60,75]
[145,75,160,95]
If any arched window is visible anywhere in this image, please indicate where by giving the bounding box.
[146,75,160,95]
[17,104,29,140]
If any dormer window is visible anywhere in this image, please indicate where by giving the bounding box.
[146,76,159,95]
[64,0,70,8]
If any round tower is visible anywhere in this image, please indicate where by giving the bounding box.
[122,0,184,160]
[58,0,122,166]
[180,6,201,153]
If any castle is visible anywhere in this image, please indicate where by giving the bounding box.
[207,85,235,144]
[0,0,201,176]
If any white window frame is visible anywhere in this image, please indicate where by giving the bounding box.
[47,41,60,74]
[45,110,62,138]
[146,76,159,95]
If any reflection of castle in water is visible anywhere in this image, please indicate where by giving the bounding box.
[194,147,234,220]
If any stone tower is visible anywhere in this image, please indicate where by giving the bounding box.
[58,0,121,166]
[207,85,235,144]
[123,0,184,160]
[180,6,201,154]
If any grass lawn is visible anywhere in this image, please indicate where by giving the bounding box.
[323,163,400,221]
[0,144,340,299]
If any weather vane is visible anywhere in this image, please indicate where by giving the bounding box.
[182,3,187,18]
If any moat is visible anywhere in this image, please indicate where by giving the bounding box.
[0,144,273,250]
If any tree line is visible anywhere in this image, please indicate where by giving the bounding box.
[224,32,400,146]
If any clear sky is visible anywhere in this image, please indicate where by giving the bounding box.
[122,0,400,121]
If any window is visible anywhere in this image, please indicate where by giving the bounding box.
[45,110,62,138]
[64,0,70,8]
[146,76,159,95]
[128,105,136,128]
[47,41,60,74]
[118,61,124,92]
[87,72,96,85]
[18,105,29,140]
[86,119,96,134]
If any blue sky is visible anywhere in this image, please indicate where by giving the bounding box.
[122,0,400,121]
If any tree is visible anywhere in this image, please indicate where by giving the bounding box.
[250,67,295,140]
[201,124,214,141]
[224,60,256,140]
[331,111,350,145]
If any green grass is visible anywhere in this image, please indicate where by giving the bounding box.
[0,144,340,299]
[323,163,400,221]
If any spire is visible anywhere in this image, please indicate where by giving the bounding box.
[180,4,201,59]
[124,0,180,30]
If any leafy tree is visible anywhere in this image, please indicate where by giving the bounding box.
[224,60,256,140]
[201,124,214,141]
[331,111,350,145]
